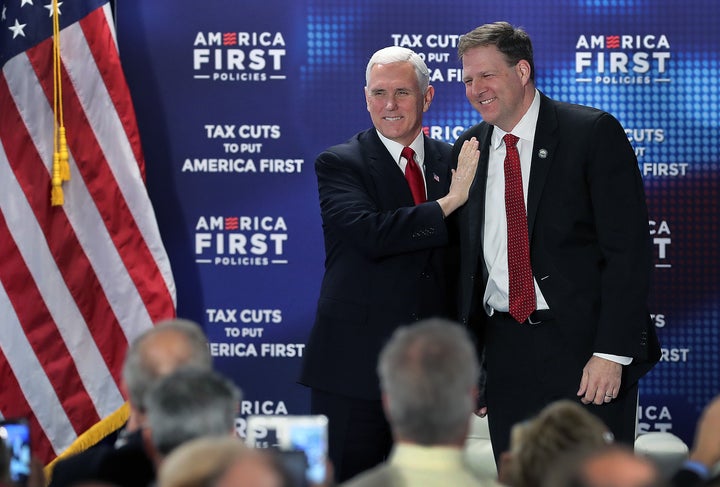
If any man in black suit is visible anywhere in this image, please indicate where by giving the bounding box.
[300,45,479,482]
[452,22,661,461]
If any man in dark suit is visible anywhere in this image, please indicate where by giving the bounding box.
[452,22,661,461]
[300,46,479,482]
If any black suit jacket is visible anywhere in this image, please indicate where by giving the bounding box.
[49,430,154,487]
[453,93,660,392]
[300,128,455,400]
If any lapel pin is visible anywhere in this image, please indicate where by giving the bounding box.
[538,149,548,159]
[433,173,440,182]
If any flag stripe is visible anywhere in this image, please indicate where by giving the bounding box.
[80,6,174,292]
[0,0,176,462]
[72,9,176,312]
[4,50,160,352]
[0,344,59,463]
[0,209,100,437]
[33,21,176,325]
[0,134,124,423]
[79,7,146,177]
[1,67,129,388]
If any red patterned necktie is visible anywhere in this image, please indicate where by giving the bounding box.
[503,134,536,323]
[402,146,426,205]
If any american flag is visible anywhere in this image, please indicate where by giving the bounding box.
[0,0,176,464]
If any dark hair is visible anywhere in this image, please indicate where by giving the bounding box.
[458,21,535,81]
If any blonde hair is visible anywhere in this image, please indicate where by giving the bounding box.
[158,437,247,487]
[507,400,611,487]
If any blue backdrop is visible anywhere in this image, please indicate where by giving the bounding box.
[116,0,719,445]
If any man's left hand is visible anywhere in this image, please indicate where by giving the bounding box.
[577,355,622,405]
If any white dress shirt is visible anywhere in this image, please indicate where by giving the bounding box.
[481,90,630,365]
[376,130,428,196]
[482,90,548,315]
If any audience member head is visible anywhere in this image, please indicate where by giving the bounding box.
[457,21,535,82]
[143,367,241,463]
[501,400,611,487]
[157,436,289,487]
[377,318,480,446]
[122,318,212,420]
[543,444,663,487]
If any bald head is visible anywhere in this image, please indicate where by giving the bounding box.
[140,328,201,376]
[123,318,211,412]
[157,437,287,487]
[581,447,660,487]
[214,452,286,487]
[543,445,661,487]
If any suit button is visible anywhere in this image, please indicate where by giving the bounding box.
[462,318,468,325]
[410,313,419,321]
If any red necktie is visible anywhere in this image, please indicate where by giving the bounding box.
[402,146,426,205]
[503,134,536,323]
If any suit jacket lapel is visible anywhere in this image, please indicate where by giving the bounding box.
[527,94,559,239]
[365,129,415,207]
[423,135,448,201]
[466,124,493,282]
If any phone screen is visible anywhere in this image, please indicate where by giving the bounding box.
[0,419,31,487]
[246,415,328,486]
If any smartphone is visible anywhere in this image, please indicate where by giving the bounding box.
[246,415,328,486]
[0,418,31,487]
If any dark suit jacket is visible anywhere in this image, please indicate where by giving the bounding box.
[452,92,660,394]
[672,467,705,487]
[49,429,154,487]
[300,128,455,400]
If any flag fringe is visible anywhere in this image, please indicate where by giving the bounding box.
[43,402,130,482]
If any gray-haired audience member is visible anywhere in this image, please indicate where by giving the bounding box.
[341,318,499,487]
[379,319,477,445]
[123,318,213,428]
[49,318,214,487]
[143,367,240,461]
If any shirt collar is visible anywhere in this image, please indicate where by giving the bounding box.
[376,130,425,163]
[491,89,541,149]
[390,442,465,468]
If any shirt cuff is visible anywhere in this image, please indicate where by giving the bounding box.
[593,352,633,365]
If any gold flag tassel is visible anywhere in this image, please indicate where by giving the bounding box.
[51,0,69,206]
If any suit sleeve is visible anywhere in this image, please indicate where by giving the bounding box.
[315,149,448,260]
[587,113,653,358]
